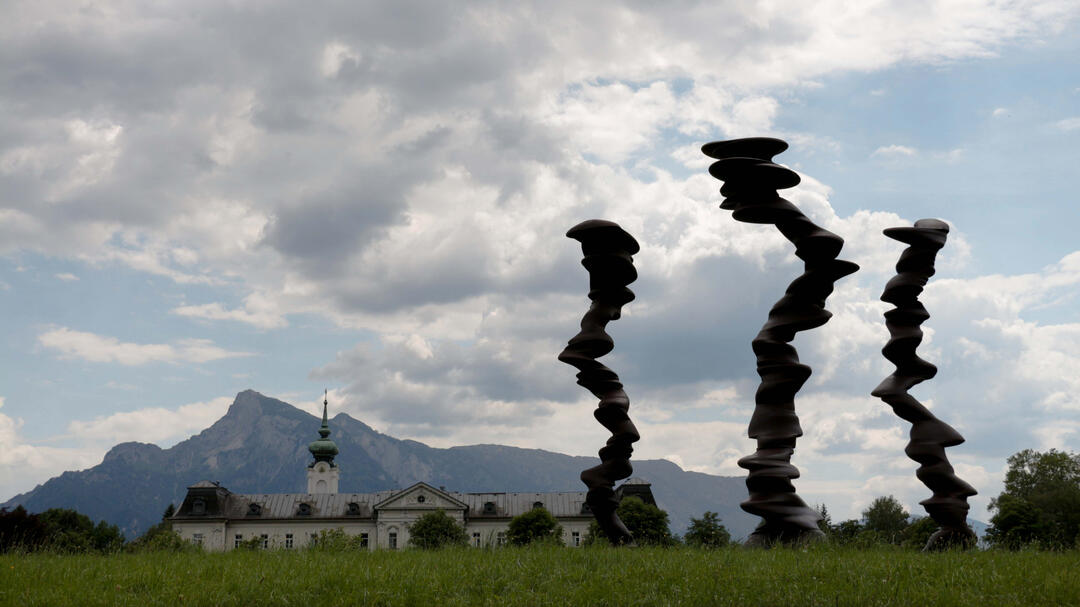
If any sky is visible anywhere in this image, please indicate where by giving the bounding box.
[1,0,1079,524]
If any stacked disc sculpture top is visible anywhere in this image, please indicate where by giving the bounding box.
[701,137,859,545]
[558,219,641,546]
[873,219,977,550]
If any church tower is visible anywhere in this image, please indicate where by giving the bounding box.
[307,390,340,494]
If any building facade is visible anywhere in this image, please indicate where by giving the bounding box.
[171,395,654,551]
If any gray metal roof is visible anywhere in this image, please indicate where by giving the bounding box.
[208,485,590,520]
[225,492,375,519]
[449,491,588,518]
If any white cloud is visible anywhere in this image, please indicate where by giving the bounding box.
[319,42,362,79]
[0,397,102,500]
[0,395,239,500]
[2,0,1080,519]
[37,327,252,365]
[992,107,1009,117]
[172,292,287,329]
[870,144,918,159]
[1054,117,1080,131]
[54,272,78,281]
[66,397,233,445]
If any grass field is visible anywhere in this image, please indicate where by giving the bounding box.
[2,545,1078,607]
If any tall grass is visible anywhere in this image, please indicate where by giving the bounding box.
[2,544,1078,606]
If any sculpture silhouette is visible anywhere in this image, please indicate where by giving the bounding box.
[872,219,977,550]
[558,219,640,545]
[701,137,859,546]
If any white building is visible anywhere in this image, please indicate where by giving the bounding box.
[170,395,655,551]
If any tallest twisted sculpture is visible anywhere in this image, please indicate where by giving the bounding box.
[702,137,859,545]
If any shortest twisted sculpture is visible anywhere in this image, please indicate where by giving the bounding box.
[872,219,977,550]
[558,219,640,545]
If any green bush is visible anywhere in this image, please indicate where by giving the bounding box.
[408,509,468,549]
[307,528,366,551]
[684,511,730,548]
[901,516,941,550]
[584,497,674,546]
[507,507,563,546]
[126,529,200,553]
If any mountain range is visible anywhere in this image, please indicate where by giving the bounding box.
[2,390,759,540]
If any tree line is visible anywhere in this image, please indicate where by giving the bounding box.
[0,505,125,553]
[816,448,1080,550]
[389,448,1080,552]
[4,448,1077,553]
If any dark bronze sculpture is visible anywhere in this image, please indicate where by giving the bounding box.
[558,219,641,545]
[701,137,859,546]
[872,219,977,550]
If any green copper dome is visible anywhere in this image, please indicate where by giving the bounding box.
[308,391,338,467]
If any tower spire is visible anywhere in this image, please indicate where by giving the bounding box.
[319,389,330,438]
[308,389,338,466]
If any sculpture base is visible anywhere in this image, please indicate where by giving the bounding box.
[923,526,977,552]
[743,526,825,548]
[586,487,635,546]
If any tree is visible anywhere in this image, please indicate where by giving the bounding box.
[1,507,124,553]
[507,507,563,546]
[684,511,730,548]
[862,496,909,545]
[586,497,674,546]
[37,508,125,553]
[830,519,863,545]
[0,506,47,552]
[987,449,1080,549]
[901,516,940,550]
[407,509,468,549]
[126,504,181,553]
[815,504,833,536]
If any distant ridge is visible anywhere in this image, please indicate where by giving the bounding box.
[2,390,756,539]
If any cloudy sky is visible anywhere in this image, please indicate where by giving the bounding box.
[2,0,1079,523]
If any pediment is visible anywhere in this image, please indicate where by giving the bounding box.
[373,482,467,511]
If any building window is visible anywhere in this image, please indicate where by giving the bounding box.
[482,501,496,514]
[248,503,262,516]
[416,494,426,503]
[533,501,544,510]
[572,531,580,547]
[496,531,506,546]
[580,503,591,514]
[234,534,243,549]
[191,498,206,515]
[297,502,312,516]
[285,534,294,549]
[310,533,318,544]
[388,532,398,550]
[360,533,369,548]
[260,534,268,549]
[192,533,203,547]
[472,532,481,547]
[347,502,362,515]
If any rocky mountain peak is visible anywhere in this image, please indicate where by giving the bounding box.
[3,390,754,540]
[102,442,164,466]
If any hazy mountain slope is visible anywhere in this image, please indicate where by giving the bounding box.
[3,390,756,539]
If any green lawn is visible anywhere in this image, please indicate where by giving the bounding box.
[2,545,1078,606]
